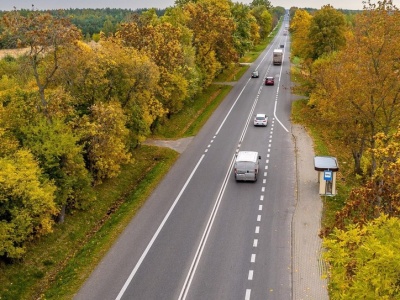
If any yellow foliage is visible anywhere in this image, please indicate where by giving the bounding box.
[85,101,132,183]
[0,149,57,258]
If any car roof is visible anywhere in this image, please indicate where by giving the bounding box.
[266,76,274,79]
[256,113,266,117]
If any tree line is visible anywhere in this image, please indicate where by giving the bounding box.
[290,0,400,297]
[0,0,285,259]
[0,7,166,46]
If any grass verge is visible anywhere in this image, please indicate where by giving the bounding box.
[290,84,359,231]
[152,84,232,138]
[0,146,178,300]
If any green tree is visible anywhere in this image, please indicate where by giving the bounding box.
[307,5,347,60]
[22,117,94,223]
[250,0,272,10]
[250,5,272,40]
[231,3,254,57]
[101,17,115,37]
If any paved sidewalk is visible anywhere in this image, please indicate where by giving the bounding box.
[292,124,329,300]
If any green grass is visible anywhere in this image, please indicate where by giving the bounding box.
[152,84,232,138]
[214,63,249,82]
[291,85,360,232]
[0,22,285,300]
[0,146,178,300]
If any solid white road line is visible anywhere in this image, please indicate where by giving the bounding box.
[115,155,205,300]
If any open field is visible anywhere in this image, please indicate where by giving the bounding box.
[0,48,29,59]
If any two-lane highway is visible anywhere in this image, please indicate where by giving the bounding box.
[75,21,295,300]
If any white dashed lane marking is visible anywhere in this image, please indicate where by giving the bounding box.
[248,270,254,280]
[251,254,256,263]
[246,118,276,299]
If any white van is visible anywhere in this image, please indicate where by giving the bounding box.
[234,151,261,182]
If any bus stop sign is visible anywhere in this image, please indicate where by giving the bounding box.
[324,170,332,181]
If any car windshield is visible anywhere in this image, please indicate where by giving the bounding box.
[256,116,265,120]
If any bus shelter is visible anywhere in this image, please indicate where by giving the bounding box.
[314,156,339,196]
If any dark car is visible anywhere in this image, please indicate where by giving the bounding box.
[251,70,259,78]
[265,76,274,85]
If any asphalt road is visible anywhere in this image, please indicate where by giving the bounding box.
[75,20,295,300]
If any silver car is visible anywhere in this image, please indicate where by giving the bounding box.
[254,114,268,126]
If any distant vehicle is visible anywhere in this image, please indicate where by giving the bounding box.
[283,30,288,36]
[234,151,261,182]
[254,113,268,127]
[273,49,283,65]
[265,76,274,85]
[251,70,259,78]
[280,44,284,48]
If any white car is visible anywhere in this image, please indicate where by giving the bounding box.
[254,114,268,126]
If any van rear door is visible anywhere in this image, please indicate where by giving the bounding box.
[235,161,257,181]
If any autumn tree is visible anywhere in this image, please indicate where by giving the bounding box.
[161,6,200,100]
[323,214,400,299]
[116,14,191,114]
[1,11,82,117]
[78,101,132,184]
[290,9,312,59]
[309,1,400,175]
[183,0,238,86]
[57,40,165,145]
[0,146,58,259]
[307,5,347,60]
[330,127,400,232]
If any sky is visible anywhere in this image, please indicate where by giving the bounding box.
[1,0,400,11]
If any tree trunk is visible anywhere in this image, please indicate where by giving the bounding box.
[57,204,66,224]
[352,150,363,175]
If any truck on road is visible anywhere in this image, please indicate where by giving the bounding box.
[273,49,283,65]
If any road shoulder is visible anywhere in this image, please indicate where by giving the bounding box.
[292,124,329,300]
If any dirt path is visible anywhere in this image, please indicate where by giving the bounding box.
[142,137,194,154]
